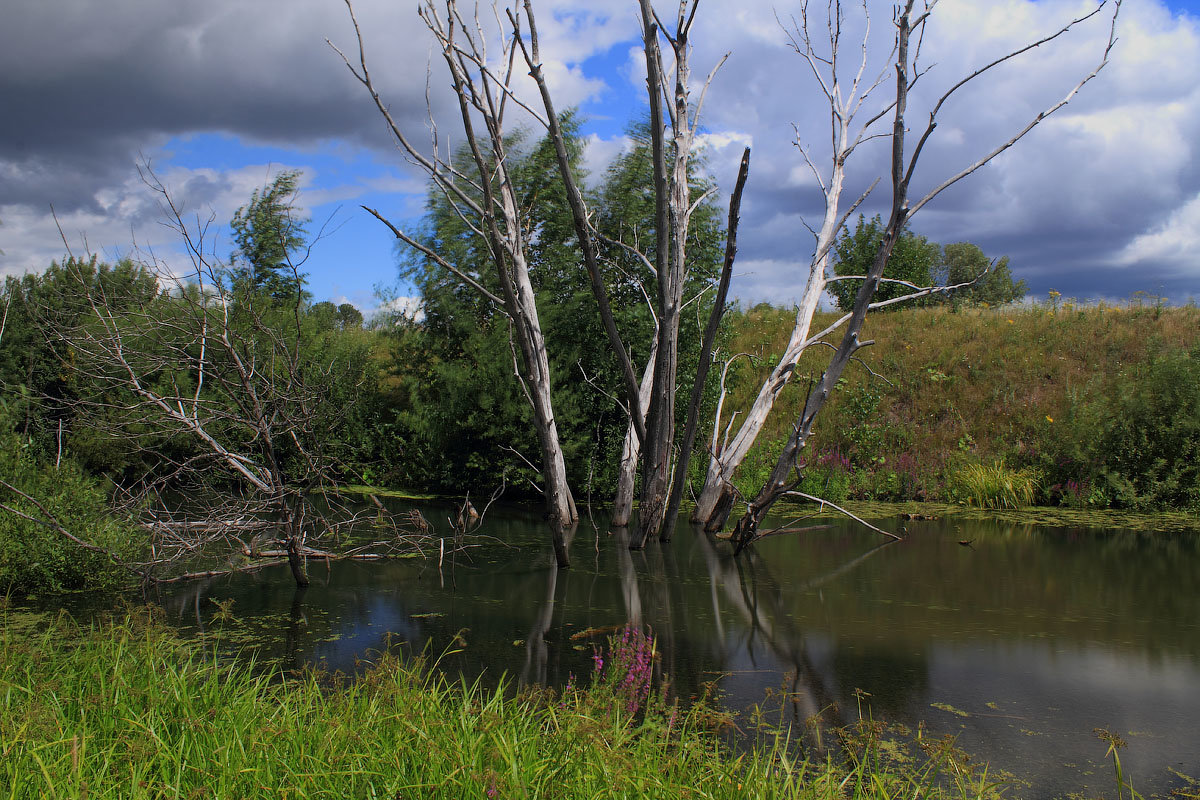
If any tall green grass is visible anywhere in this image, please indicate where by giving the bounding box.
[718,303,1200,511]
[948,461,1041,510]
[0,609,1011,800]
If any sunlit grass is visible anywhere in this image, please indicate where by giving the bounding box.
[718,303,1200,507]
[948,461,1041,510]
[0,610,1012,800]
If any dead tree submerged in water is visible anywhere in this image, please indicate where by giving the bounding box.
[508,0,749,546]
[331,0,579,565]
[334,0,1115,556]
[335,0,748,553]
[727,0,1120,550]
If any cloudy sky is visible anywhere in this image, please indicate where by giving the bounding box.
[2,0,1198,311]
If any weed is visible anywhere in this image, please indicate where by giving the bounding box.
[947,460,1040,509]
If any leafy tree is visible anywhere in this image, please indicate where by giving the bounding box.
[390,114,725,498]
[0,257,162,472]
[310,301,365,331]
[940,242,1027,307]
[231,170,309,302]
[829,214,942,311]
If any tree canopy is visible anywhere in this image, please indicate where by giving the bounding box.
[231,170,309,302]
[941,242,1028,307]
[829,215,1025,311]
[389,114,725,499]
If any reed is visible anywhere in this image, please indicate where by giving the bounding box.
[948,461,1041,510]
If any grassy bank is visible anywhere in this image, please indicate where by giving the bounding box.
[722,302,1200,512]
[0,609,1007,800]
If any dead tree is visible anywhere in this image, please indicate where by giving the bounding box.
[331,0,577,566]
[508,0,741,546]
[728,0,1120,549]
[693,0,894,531]
[24,166,429,586]
[628,0,724,547]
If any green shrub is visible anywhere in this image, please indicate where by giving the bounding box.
[0,403,142,595]
[947,460,1040,510]
[1095,348,1200,510]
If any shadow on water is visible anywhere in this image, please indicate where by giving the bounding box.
[130,501,1200,798]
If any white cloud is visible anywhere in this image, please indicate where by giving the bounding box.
[581,133,632,188]
[1116,191,1200,274]
[372,294,425,324]
[3,0,1200,303]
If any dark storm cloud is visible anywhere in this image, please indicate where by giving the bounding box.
[0,0,444,213]
[2,0,1198,305]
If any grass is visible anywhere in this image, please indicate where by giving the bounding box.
[0,609,1012,800]
[767,498,1200,533]
[718,302,1200,509]
[948,461,1040,510]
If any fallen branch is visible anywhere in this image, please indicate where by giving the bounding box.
[783,491,904,541]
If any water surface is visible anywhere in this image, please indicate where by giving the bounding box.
[150,504,1200,798]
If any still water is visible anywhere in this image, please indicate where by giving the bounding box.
[152,504,1200,799]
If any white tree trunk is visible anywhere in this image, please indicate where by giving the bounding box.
[693,139,847,531]
[612,338,658,526]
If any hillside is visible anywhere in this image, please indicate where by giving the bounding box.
[718,300,1200,511]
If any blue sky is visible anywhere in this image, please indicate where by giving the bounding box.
[3,0,1199,312]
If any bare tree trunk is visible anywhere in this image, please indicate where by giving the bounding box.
[660,147,750,542]
[693,3,886,532]
[730,1,921,549]
[507,250,577,530]
[632,0,718,549]
[334,0,579,556]
[612,340,658,526]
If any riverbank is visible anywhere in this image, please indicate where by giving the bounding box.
[0,608,1009,800]
[778,500,1200,534]
[724,303,1200,513]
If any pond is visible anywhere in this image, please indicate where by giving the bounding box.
[145,503,1199,799]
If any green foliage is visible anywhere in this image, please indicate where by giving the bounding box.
[830,214,942,311]
[797,449,852,504]
[941,242,1027,307]
[0,401,141,595]
[309,300,363,331]
[1092,347,1200,510]
[719,302,1200,511]
[231,170,309,302]
[0,609,1012,799]
[947,460,1041,509]
[391,113,725,499]
[0,257,163,474]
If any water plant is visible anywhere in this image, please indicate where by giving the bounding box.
[947,460,1040,510]
[1095,727,1143,800]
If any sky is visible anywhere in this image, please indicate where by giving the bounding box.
[2,0,1199,314]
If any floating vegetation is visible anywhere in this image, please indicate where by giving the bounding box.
[931,702,971,718]
[569,623,623,641]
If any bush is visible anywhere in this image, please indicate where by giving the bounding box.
[947,460,1040,510]
[1094,348,1200,510]
[0,403,142,595]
